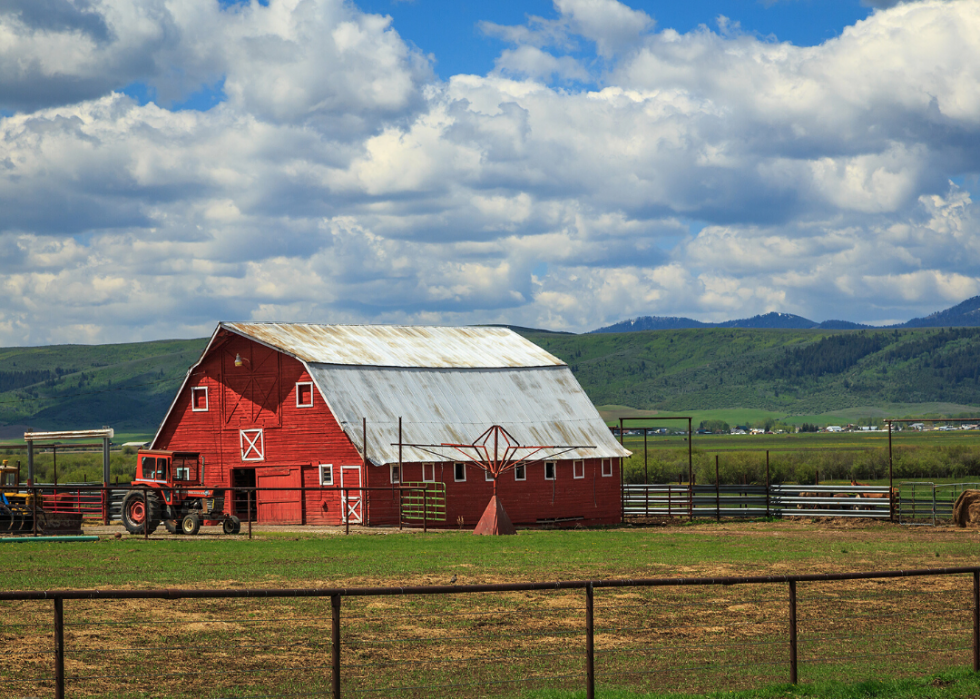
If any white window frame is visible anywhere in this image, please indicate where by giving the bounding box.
[544,461,556,481]
[296,381,314,408]
[240,429,264,462]
[454,462,466,482]
[390,464,400,484]
[514,464,526,481]
[191,386,209,412]
[319,464,334,486]
[485,469,494,482]
[573,460,585,479]
[422,463,435,483]
[601,459,613,477]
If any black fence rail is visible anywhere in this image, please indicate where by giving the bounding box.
[1,567,977,699]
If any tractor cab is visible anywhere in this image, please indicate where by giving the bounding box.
[135,450,203,488]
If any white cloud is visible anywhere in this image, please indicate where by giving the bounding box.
[2,0,980,344]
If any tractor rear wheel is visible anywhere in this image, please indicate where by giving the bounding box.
[222,516,241,535]
[121,490,162,535]
[181,513,201,535]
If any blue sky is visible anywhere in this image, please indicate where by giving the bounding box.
[357,0,877,78]
[0,0,978,345]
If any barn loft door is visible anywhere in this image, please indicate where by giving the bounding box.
[340,466,363,524]
[221,343,280,428]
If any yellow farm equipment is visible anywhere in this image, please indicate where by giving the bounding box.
[0,461,83,535]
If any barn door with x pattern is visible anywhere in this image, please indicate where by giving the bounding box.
[340,466,362,524]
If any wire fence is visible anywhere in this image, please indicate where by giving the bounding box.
[1,567,978,699]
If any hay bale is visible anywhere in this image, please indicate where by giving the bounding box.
[952,490,980,527]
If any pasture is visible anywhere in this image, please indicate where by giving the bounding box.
[3,520,980,698]
[618,430,980,485]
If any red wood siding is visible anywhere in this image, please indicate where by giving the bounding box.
[365,458,622,528]
[155,329,622,528]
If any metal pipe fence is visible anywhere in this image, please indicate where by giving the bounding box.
[624,483,894,520]
[896,482,980,525]
[1,567,978,698]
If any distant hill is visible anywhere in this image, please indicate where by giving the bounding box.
[902,295,980,328]
[591,296,980,333]
[0,338,207,435]
[518,326,980,415]
[592,311,873,333]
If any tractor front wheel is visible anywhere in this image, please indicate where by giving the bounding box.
[222,516,241,535]
[181,513,201,535]
[121,490,162,535]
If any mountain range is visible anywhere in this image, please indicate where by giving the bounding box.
[592,295,980,333]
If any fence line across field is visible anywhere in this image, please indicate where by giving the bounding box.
[0,483,444,537]
[5,481,977,536]
[2,566,978,699]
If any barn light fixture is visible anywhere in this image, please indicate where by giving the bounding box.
[234,353,244,367]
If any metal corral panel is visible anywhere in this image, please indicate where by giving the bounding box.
[305,364,631,464]
[222,323,564,369]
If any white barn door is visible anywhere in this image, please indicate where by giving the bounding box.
[340,466,363,524]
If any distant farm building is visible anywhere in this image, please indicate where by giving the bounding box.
[151,323,630,527]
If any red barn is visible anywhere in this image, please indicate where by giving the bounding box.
[151,323,630,528]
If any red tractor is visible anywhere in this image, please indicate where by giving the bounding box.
[121,450,241,536]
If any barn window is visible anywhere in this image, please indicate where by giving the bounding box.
[601,459,613,477]
[454,463,466,482]
[485,469,494,482]
[544,461,556,481]
[191,386,208,412]
[573,460,585,479]
[514,464,526,481]
[422,463,435,482]
[296,382,314,408]
[319,464,334,486]
[240,429,265,462]
[390,464,400,484]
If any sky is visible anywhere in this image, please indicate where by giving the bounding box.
[2,0,980,346]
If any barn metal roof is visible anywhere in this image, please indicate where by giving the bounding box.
[152,322,629,463]
[221,322,564,368]
[305,364,631,464]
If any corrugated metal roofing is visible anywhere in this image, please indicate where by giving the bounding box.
[222,322,564,368]
[305,364,631,464]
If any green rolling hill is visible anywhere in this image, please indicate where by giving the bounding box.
[0,339,207,438]
[2,327,980,437]
[518,326,980,418]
